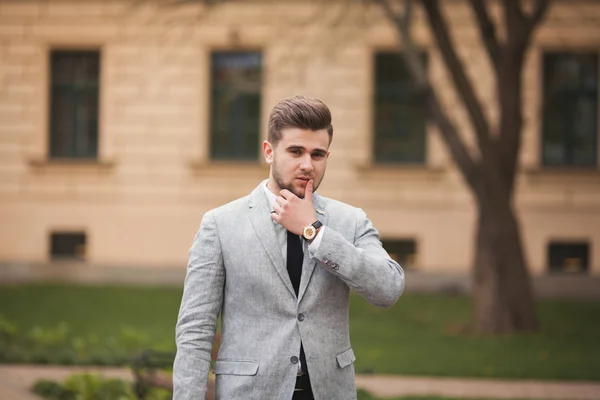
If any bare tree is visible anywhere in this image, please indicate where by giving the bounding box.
[377,0,551,333]
[153,0,552,334]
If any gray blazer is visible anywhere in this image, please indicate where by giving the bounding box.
[173,181,405,400]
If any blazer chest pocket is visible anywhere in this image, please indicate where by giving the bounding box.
[213,360,259,376]
[336,348,356,369]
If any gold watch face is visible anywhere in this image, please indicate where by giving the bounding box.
[304,227,315,238]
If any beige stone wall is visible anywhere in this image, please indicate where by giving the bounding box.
[0,0,599,274]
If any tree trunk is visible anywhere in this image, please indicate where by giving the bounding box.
[472,198,539,333]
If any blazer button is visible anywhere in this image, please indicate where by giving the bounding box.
[290,356,299,364]
[298,313,305,321]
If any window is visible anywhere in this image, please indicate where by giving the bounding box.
[210,52,262,160]
[548,241,589,273]
[381,239,418,269]
[542,52,598,167]
[374,52,428,164]
[49,50,100,159]
[50,232,87,260]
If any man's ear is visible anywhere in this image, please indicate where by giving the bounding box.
[262,140,274,165]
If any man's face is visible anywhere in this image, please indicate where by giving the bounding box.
[263,127,331,199]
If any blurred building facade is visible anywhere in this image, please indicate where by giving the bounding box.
[0,0,598,276]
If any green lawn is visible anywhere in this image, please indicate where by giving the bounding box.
[1,283,599,381]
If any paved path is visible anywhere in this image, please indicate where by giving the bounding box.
[355,375,600,399]
[1,365,600,399]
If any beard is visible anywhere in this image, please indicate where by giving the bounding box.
[272,161,321,199]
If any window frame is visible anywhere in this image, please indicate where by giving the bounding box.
[372,50,429,165]
[208,50,264,162]
[381,238,419,270]
[49,231,87,261]
[547,240,590,274]
[27,42,114,169]
[48,50,101,160]
[540,51,599,168]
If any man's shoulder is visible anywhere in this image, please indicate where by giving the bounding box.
[203,195,251,220]
[317,194,361,216]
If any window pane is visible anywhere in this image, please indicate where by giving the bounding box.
[374,52,427,164]
[548,241,589,273]
[74,88,99,158]
[381,239,418,269]
[51,51,99,86]
[50,231,87,260]
[210,52,262,160]
[49,51,100,159]
[50,87,75,158]
[542,53,598,167]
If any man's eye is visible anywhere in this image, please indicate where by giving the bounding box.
[292,150,301,155]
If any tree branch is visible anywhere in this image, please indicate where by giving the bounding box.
[529,0,551,24]
[467,0,501,74]
[427,89,480,189]
[420,0,495,166]
[376,0,479,188]
[496,0,552,196]
[377,0,428,86]
[525,0,551,34]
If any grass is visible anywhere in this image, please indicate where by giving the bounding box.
[1,283,599,381]
[361,396,533,400]
[349,291,600,381]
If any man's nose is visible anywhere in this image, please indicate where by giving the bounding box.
[299,155,314,172]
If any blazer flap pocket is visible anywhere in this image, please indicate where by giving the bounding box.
[335,348,356,369]
[213,360,259,376]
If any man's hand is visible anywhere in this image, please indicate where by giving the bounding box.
[271,179,317,235]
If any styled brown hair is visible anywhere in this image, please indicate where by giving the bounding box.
[267,95,333,146]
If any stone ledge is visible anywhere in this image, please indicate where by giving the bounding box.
[523,167,600,184]
[187,158,269,176]
[355,163,448,181]
[27,157,116,173]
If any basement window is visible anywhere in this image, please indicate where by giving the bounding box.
[381,239,418,269]
[548,241,589,273]
[50,231,87,260]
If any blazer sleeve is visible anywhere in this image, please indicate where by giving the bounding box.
[173,211,225,400]
[312,208,405,308]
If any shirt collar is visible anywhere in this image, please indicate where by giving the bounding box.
[263,181,277,211]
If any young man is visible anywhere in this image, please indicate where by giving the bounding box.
[173,95,405,400]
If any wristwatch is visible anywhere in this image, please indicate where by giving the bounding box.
[302,220,323,241]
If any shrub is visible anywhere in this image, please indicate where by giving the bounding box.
[0,314,17,343]
[32,374,172,400]
[63,374,135,400]
[31,379,75,400]
[27,323,70,348]
[0,316,173,366]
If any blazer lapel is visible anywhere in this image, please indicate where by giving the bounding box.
[298,193,328,303]
[247,182,296,297]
